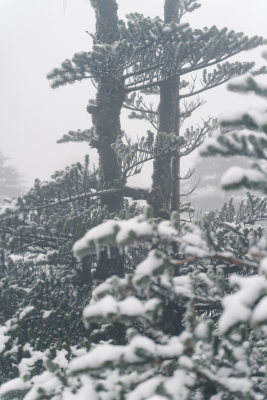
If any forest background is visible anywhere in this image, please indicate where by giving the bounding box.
[1,0,267,399]
[1,0,267,210]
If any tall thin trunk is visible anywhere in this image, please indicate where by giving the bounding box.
[89,0,125,279]
[91,75,125,213]
[153,0,184,336]
[164,0,179,22]
[150,0,180,217]
[170,77,181,213]
[170,156,180,212]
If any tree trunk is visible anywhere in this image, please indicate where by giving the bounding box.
[150,0,180,217]
[91,76,125,212]
[170,83,181,213]
[152,0,184,336]
[170,155,180,212]
[91,0,120,45]
[80,255,92,286]
[164,0,179,22]
[95,247,124,281]
[89,0,125,279]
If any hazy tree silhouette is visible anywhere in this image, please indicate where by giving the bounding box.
[0,152,24,200]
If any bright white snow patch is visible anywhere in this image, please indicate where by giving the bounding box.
[19,306,34,319]
[219,275,267,334]
[0,324,10,353]
[0,378,30,396]
[221,167,265,187]
[73,214,155,259]
[83,295,161,322]
[133,250,166,284]
[43,310,53,319]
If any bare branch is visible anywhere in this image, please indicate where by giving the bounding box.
[180,178,200,197]
[123,104,158,115]
[178,168,195,180]
[180,77,231,99]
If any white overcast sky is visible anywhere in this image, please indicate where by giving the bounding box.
[0,0,267,188]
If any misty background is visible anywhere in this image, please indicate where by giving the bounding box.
[1,0,267,210]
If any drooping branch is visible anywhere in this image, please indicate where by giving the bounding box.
[123,103,158,115]
[20,187,150,212]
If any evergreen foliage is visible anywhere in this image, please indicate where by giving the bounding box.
[1,1,267,399]
[48,15,263,91]
[2,65,267,396]
[52,1,265,216]
[0,156,141,386]
[202,53,267,195]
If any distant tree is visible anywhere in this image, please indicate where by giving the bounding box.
[0,152,24,200]
[216,192,267,225]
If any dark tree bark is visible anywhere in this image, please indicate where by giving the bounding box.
[164,0,179,22]
[89,0,125,279]
[95,247,124,281]
[90,76,125,213]
[170,92,181,213]
[151,0,184,336]
[150,0,180,217]
[90,0,125,212]
[91,0,120,44]
[80,255,92,286]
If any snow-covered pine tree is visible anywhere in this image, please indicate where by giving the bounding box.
[49,0,265,222]
[0,157,97,384]
[201,52,267,194]
[119,0,266,217]
[49,0,263,354]
[3,204,266,398]
[1,2,267,398]
[3,63,267,397]
[0,156,141,386]
[208,192,266,226]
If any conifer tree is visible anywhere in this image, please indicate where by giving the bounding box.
[0,156,142,386]
[122,0,265,216]
[150,0,181,218]
[1,2,267,398]
[3,167,266,397]
[84,0,126,280]
[202,52,267,195]
[2,58,267,398]
[49,0,265,222]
